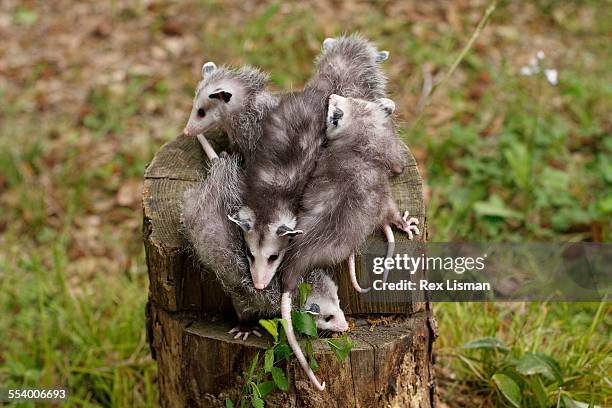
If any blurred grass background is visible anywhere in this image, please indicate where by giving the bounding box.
[0,0,609,406]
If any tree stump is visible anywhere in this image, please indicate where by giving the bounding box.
[143,133,437,407]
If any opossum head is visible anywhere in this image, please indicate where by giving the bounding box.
[184,62,268,137]
[326,93,395,138]
[228,206,302,290]
[304,274,349,332]
[326,94,401,173]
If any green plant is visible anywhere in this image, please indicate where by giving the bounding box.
[453,334,604,407]
[226,283,354,407]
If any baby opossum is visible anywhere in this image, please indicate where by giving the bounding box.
[228,87,325,290]
[183,62,278,164]
[181,153,348,339]
[306,33,390,100]
[308,34,409,291]
[228,35,393,292]
[280,94,420,390]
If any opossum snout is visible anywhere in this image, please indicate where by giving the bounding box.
[335,316,349,332]
[250,265,276,291]
[184,120,205,138]
[183,125,196,137]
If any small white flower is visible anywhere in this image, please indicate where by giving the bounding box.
[544,69,558,86]
[536,50,545,60]
[520,66,534,76]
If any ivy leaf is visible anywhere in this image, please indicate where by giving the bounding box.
[257,380,276,398]
[327,336,354,361]
[271,367,289,391]
[492,373,522,408]
[264,348,274,373]
[258,319,278,343]
[225,398,235,408]
[298,282,312,308]
[251,394,264,408]
[274,344,292,361]
[291,311,318,337]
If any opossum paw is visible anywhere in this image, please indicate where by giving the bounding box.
[398,210,420,240]
[229,323,262,341]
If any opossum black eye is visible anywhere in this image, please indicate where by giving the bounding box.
[330,107,343,127]
[268,254,279,263]
[246,248,254,261]
[197,108,206,118]
[324,315,333,323]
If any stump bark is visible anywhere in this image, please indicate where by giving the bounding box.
[143,133,437,407]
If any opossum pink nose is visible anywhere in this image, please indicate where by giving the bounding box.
[183,127,193,137]
[254,282,266,290]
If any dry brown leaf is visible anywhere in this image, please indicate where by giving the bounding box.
[116,179,142,207]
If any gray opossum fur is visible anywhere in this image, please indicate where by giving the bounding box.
[186,65,278,164]
[306,33,388,100]
[243,87,328,229]
[236,35,394,289]
[282,95,406,292]
[180,154,344,324]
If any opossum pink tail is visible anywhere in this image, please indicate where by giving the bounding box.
[281,292,326,391]
[348,252,369,293]
[382,223,396,284]
[196,133,219,161]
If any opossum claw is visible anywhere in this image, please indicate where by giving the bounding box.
[229,325,262,341]
[398,210,420,240]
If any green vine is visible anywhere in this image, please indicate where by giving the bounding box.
[226,283,354,407]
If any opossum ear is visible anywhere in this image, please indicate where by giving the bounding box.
[228,211,252,232]
[376,98,395,116]
[375,51,389,62]
[305,303,320,316]
[322,38,336,50]
[209,90,232,103]
[276,225,303,237]
[202,61,217,77]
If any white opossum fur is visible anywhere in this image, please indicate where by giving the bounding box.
[229,35,393,292]
[180,154,348,338]
[183,62,278,164]
[280,95,420,391]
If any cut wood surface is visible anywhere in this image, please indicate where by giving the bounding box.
[147,303,435,408]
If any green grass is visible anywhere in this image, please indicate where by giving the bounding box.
[0,1,610,406]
